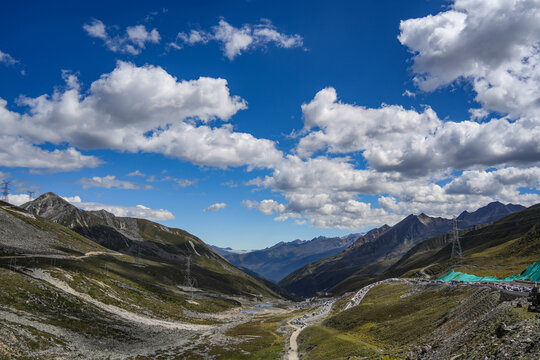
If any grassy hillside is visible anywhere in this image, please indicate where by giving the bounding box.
[389,203,540,280]
[18,193,283,298]
[298,283,473,359]
[0,200,295,358]
[298,281,538,359]
[330,203,540,295]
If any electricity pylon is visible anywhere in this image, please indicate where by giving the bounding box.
[1,180,10,202]
[451,217,463,258]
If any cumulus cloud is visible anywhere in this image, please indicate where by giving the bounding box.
[244,156,406,228]
[203,202,227,212]
[297,87,540,177]
[238,1,540,229]
[173,19,303,60]
[0,50,18,66]
[242,199,300,222]
[5,193,33,206]
[83,19,160,55]
[0,135,102,172]
[398,0,540,119]
[0,61,282,169]
[77,175,139,190]
[445,167,540,196]
[63,195,175,221]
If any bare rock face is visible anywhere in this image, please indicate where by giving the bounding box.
[0,200,102,255]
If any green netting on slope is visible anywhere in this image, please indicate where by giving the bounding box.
[438,260,540,282]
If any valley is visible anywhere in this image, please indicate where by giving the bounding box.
[1,195,539,359]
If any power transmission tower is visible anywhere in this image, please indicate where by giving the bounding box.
[184,256,197,299]
[1,180,10,202]
[27,190,35,199]
[451,217,463,258]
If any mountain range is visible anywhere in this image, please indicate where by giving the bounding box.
[16,192,282,298]
[279,201,525,297]
[213,234,362,282]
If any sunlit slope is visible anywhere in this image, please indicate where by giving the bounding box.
[0,200,108,256]
[388,203,540,280]
[298,282,538,359]
[20,193,282,297]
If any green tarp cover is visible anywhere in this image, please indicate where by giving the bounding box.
[438,260,540,282]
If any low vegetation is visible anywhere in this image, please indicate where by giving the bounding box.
[298,283,473,359]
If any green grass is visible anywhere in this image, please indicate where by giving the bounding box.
[298,283,473,359]
[207,311,304,359]
[0,268,134,341]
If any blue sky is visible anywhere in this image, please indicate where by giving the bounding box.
[1,0,539,249]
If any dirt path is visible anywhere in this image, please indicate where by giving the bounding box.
[419,264,433,279]
[285,300,335,360]
[22,267,215,331]
[286,320,301,360]
[0,251,116,260]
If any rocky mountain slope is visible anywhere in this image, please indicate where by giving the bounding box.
[387,203,540,281]
[18,192,281,297]
[331,202,540,296]
[215,235,360,282]
[0,197,299,359]
[0,200,108,256]
[280,202,525,297]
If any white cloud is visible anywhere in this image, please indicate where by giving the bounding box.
[242,198,300,222]
[83,19,160,55]
[128,170,145,177]
[5,193,33,206]
[0,135,102,172]
[445,167,540,196]
[398,0,540,120]
[298,87,440,160]
[0,61,282,170]
[126,25,160,48]
[244,155,405,228]
[203,202,227,212]
[77,175,139,190]
[162,176,197,188]
[61,195,82,203]
[402,89,416,97]
[242,199,286,215]
[469,108,489,121]
[297,88,540,177]
[174,19,303,60]
[243,1,540,229]
[178,30,210,45]
[0,50,18,66]
[63,195,175,221]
